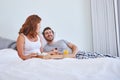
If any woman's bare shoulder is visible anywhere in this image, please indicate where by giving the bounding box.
[17,33,25,41]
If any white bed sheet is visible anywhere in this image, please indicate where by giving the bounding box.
[0,49,120,80]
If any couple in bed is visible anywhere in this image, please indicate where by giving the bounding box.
[17,14,115,60]
[17,14,78,60]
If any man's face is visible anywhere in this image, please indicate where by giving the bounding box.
[44,29,54,42]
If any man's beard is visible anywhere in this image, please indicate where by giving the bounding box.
[45,36,54,42]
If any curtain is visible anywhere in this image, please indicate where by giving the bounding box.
[116,0,120,56]
[91,0,119,56]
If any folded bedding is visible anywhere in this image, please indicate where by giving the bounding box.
[76,51,116,59]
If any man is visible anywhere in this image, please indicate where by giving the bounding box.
[42,27,78,58]
[42,27,116,59]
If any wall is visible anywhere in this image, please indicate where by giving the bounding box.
[0,0,93,52]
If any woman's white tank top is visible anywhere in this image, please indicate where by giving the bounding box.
[23,34,41,55]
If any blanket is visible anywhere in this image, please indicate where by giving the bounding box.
[0,49,120,80]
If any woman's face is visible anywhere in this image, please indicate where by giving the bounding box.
[36,23,41,33]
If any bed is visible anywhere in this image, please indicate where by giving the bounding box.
[0,49,120,80]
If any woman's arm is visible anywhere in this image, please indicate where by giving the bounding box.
[16,34,37,60]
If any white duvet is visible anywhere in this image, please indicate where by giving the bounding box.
[0,49,120,80]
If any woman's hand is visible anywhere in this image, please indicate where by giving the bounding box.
[43,54,51,59]
[29,53,38,58]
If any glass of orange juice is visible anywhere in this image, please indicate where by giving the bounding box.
[63,49,69,57]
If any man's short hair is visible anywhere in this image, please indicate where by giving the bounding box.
[42,27,54,37]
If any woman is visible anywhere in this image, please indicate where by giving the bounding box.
[16,14,50,60]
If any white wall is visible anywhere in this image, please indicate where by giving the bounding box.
[0,0,93,52]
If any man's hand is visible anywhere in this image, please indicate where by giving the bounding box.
[48,48,59,55]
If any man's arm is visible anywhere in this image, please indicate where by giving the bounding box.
[67,42,78,55]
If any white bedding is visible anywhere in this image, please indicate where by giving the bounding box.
[0,49,120,80]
